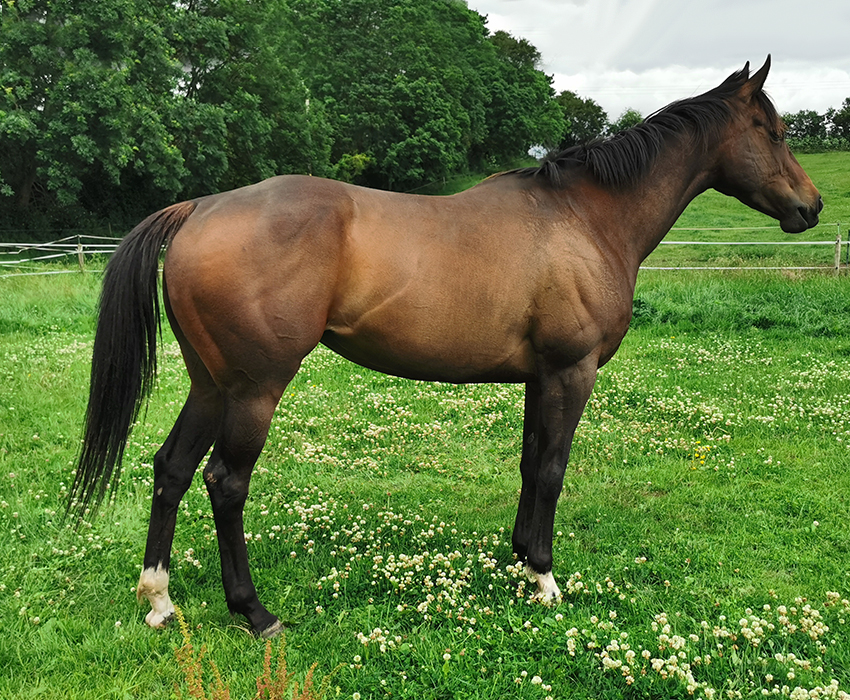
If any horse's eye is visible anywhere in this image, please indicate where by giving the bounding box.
[769,130,783,145]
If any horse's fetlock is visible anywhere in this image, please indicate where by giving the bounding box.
[526,553,553,577]
[225,583,259,615]
[511,537,529,562]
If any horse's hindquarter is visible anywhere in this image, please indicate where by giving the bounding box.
[164,177,353,388]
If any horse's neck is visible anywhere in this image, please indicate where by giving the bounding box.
[595,134,715,269]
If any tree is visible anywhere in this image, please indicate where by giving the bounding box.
[168,0,332,195]
[0,0,185,214]
[555,90,607,148]
[288,0,492,189]
[828,98,850,142]
[288,2,562,189]
[0,0,332,226]
[784,109,827,141]
[782,108,850,152]
[0,0,578,226]
[474,30,564,166]
[609,108,643,135]
[488,29,540,70]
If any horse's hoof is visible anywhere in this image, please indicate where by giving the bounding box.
[532,590,563,606]
[145,608,175,629]
[259,619,284,639]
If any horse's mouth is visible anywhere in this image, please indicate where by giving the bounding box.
[780,198,823,233]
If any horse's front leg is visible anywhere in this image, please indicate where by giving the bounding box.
[521,355,598,603]
[512,382,541,564]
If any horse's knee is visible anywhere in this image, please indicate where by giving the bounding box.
[203,461,250,510]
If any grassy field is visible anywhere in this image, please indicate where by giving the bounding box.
[2,155,850,699]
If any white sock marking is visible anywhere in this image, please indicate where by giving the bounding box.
[137,565,174,628]
[526,565,562,604]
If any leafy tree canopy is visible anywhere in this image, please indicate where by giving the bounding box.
[0,0,183,214]
[782,104,850,153]
[831,98,850,141]
[286,0,562,190]
[9,0,846,235]
[0,0,328,226]
[609,108,644,135]
[555,90,608,148]
[0,0,567,227]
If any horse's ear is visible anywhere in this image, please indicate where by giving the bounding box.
[740,55,771,100]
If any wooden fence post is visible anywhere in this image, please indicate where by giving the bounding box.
[77,235,85,273]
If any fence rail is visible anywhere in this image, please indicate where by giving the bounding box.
[1,225,848,278]
[0,235,121,277]
[642,222,846,272]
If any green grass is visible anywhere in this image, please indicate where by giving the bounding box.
[4,274,850,699]
[3,155,850,699]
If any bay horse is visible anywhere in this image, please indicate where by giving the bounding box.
[72,57,821,638]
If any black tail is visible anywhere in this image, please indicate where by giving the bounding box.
[69,201,197,517]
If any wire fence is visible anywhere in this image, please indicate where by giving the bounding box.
[0,234,121,278]
[643,222,846,272]
[1,225,848,278]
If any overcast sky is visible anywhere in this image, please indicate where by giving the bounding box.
[471,0,850,120]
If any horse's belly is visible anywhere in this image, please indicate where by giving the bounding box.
[320,322,536,384]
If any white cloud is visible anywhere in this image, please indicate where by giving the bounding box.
[553,64,850,119]
[472,0,850,119]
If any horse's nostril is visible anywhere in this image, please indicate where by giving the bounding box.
[798,200,821,229]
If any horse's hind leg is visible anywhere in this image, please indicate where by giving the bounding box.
[202,384,286,637]
[137,380,222,627]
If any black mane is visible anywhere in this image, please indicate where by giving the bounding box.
[514,66,782,189]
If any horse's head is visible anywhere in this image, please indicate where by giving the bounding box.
[713,56,822,233]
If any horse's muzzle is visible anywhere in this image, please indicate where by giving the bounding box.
[781,196,823,233]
